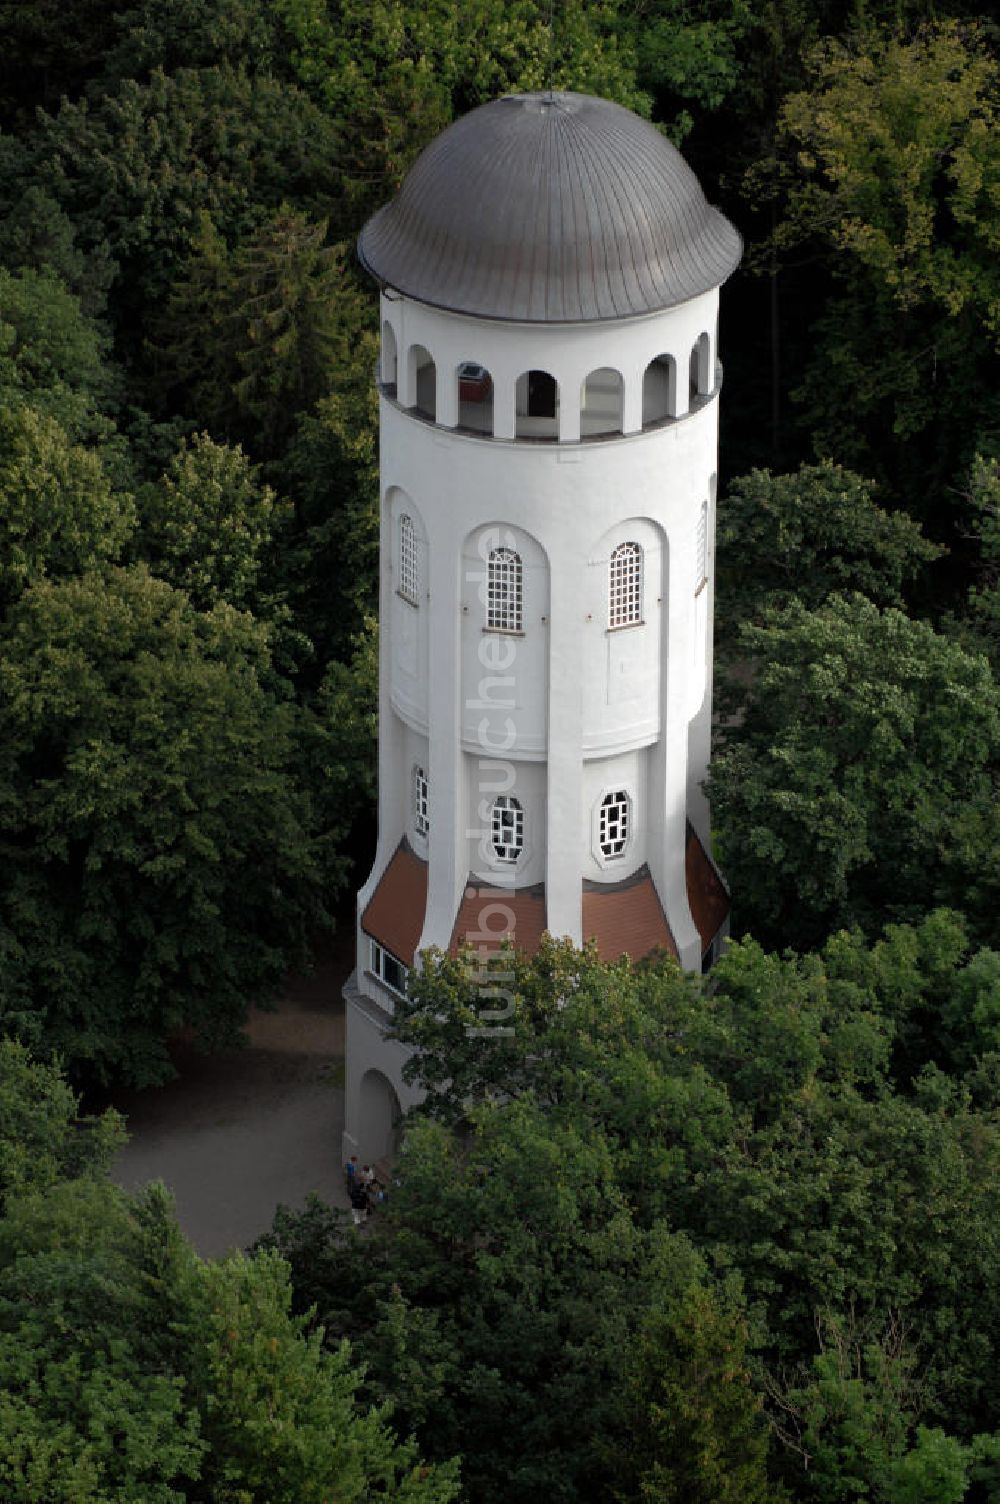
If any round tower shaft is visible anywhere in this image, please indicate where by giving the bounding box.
[343,91,741,1166]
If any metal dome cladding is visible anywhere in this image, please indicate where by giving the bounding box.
[358,91,742,324]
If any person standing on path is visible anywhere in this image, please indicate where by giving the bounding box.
[350,1177,369,1228]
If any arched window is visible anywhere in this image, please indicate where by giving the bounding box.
[413,766,429,838]
[598,790,631,859]
[399,513,419,603]
[608,542,643,628]
[695,500,708,590]
[487,547,523,632]
[491,795,524,863]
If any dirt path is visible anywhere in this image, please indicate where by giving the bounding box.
[111,940,352,1259]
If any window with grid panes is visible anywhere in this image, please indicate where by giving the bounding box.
[598,789,630,858]
[413,765,429,838]
[608,542,643,628]
[487,547,523,632]
[369,938,407,1000]
[399,513,419,602]
[491,795,524,863]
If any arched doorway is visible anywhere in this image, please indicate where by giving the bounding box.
[642,354,677,425]
[407,344,437,420]
[581,366,623,436]
[359,1069,402,1164]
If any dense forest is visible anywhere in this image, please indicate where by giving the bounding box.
[0,0,998,1498]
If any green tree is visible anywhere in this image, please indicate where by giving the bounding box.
[21,64,346,333]
[100,0,287,86]
[0,1183,458,1503]
[0,183,116,322]
[342,1104,764,1504]
[0,1180,206,1503]
[149,211,241,437]
[715,461,941,651]
[0,267,116,433]
[160,206,368,457]
[0,1039,123,1214]
[274,930,1000,1492]
[0,565,329,1086]
[230,209,355,454]
[622,1279,785,1503]
[277,0,646,219]
[0,404,135,609]
[778,25,999,332]
[708,594,1000,949]
[303,619,379,863]
[189,1250,459,1503]
[771,23,1000,516]
[139,431,283,612]
[0,1047,456,1502]
[779,1316,970,1504]
[961,453,1000,669]
[276,321,380,661]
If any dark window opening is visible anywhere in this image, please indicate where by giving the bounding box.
[527,370,556,418]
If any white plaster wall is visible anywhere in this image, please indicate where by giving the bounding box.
[380,287,720,441]
[466,754,546,888]
[687,474,718,848]
[369,289,721,961]
[376,375,717,959]
[459,522,549,756]
[349,284,727,1157]
[342,983,425,1162]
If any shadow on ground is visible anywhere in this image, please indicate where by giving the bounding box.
[111,938,352,1258]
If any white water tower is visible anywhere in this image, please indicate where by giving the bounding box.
[343,91,741,1165]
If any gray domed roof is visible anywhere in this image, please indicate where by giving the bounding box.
[358,91,741,324]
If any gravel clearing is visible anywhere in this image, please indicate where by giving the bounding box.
[111,942,351,1258]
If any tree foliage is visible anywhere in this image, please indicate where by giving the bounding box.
[0,404,135,608]
[709,594,1000,948]
[0,1038,123,1214]
[769,22,1000,512]
[0,267,117,433]
[715,461,941,648]
[962,452,1000,669]
[0,1044,457,1502]
[0,566,329,1086]
[266,924,1000,1501]
[1,4,1000,1496]
[277,0,646,217]
[777,25,999,331]
[138,431,283,612]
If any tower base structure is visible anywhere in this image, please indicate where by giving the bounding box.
[342,824,728,1165]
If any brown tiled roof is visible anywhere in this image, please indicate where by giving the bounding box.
[582,865,677,962]
[361,840,428,965]
[449,881,547,958]
[685,824,730,951]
